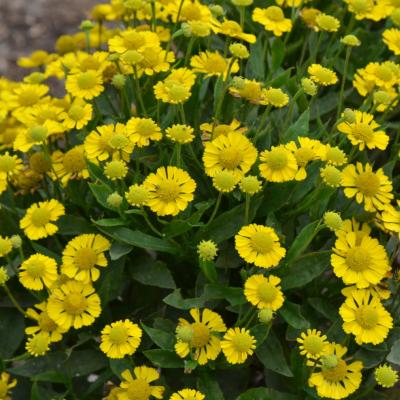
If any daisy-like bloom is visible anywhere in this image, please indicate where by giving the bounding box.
[0,372,17,400]
[170,389,205,400]
[212,170,240,193]
[108,29,160,54]
[263,88,289,108]
[229,78,269,105]
[344,0,375,20]
[339,289,393,345]
[19,253,58,291]
[318,144,347,166]
[324,212,343,232]
[47,280,101,330]
[143,166,196,217]
[126,117,162,147]
[100,319,142,359]
[337,111,389,151]
[26,302,66,342]
[374,364,398,388]
[200,119,247,141]
[259,145,298,182]
[0,152,24,183]
[338,218,372,241]
[84,123,134,162]
[0,236,12,257]
[379,204,400,233]
[235,224,286,268]
[383,28,400,55]
[154,68,196,104]
[26,332,51,357]
[13,124,51,153]
[301,7,321,29]
[239,175,262,196]
[61,234,111,283]
[342,284,391,301]
[221,327,256,364]
[125,184,150,207]
[308,343,363,400]
[286,137,322,180]
[118,366,164,400]
[252,6,292,37]
[50,145,89,186]
[331,231,390,288]
[342,163,393,212]
[190,51,239,78]
[244,274,285,311]
[212,19,256,44]
[203,132,257,178]
[197,240,218,261]
[20,199,65,240]
[166,124,194,144]
[175,308,226,365]
[5,83,49,111]
[65,69,104,100]
[104,160,128,181]
[308,64,338,86]
[297,329,328,360]
[315,13,340,32]
[137,46,175,76]
[60,98,93,130]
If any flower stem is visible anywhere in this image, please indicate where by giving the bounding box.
[141,208,163,237]
[206,193,222,226]
[337,47,351,120]
[3,284,26,317]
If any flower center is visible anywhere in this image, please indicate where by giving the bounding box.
[219,148,243,170]
[77,71,97,90]
[325,147,345,164]
[157,181,180,202]
[68,105,85,121]
[38,312,58,332]
[0,154,16,173]
[231,332,253,352]
[295,148,314,166]
[74,248,98,270]
[63,292,88,315]
[63,148,86,173]
[251,231,274,253]
[303,335,324,355]
[375,65,393,82]
[321,359,348,382]
[355,171,380,196]
[205,55,227,74]
[316,69,334,83]
[191,322,210,348]
[31,208,51,226]
[126,379,152,400]
[266,6,284,21]
[166,82,189,101]
[28,125,48,142]
[108,133,129,149]
[108,326,129,345]
[26,261,46,278]
[257,281,278,303]
[355,305,379,329]
[30,152,52,173]
[266,149,288,171]
[352,123,374,142]
[346,246,370,271]
[18,89,40,106]
[351,0,372,13]
[123,32,146,50]
[133,120,157,137]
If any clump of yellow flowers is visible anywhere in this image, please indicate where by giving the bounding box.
[0,0,399,398]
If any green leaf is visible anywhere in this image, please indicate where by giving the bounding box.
[96,258,127,304]
[387,339,400,365]
[270,38,285,72]
[256,331,293,377]
[57,215,94,235]
[251,324,271,348]
[237,388,299,400]
[143,349,184,368]
[130,259,175,289]
[141,323,175,350]
[109,358,133,378]
[285,110,310,141]
[0,309,24,358]
[109,242,133,260]
[163,289,205,310]
[279,302,310,330]
[199,259,218,283]
[258,182,296,215]
[247,39,266,80]
[93,218,126,227]
[308,296,338,321]
[203,283,246,306]
[64,350,108,376]
[88,182,114,210]
[99,226,179,254]
[354,347,386,369]
[197,371,225,400]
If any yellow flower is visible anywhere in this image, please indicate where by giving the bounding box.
[60,99,93,130]
[339,289,393,345]
[315,13,340,32]
[379,204,400,233]
[125,184,150,207]
[20,199,65,240]
[337,111,389,151]
[175,308,226,365]
[323,212,343,231]
[244,274,284,310]
[0,152,23,182]
[0,236,12,257]
[104,160,128,180]
[65,69,104,100]
[263,88,289,108]
[47,280,101,330]
[212,19,256,43]
[252,6,292,37]
[229,78,269,105]
[13,125,50,153]
[108,29,160,54]
[229,43,249,59]
[383,28,400,55]
[190,51,239,78]
[26,332,51,357]
[374,364,398,388]
[25,302,66,342]
[0,267,9,286]
[143,166,196,216]
[18,50,52,68]
[197,240,218,261]
[19,253,58,291]
[61,234,111,282]
[126,117,162,147]
[297,329,328,360]
[212,170,240,193]
[331,232,390,288]
[0,372,17,400]
[221,327,256,364]
[166,124,194,144]
[100,319,142,359]
[6,83,49,111]
[169,389,205,400]
[342,163,393,212]
[239,175,262,195]
[308,343,363,400]
[320,165,343,188]
[259,145,298,182]
[308,64,338,86]
[235,224,286,268]
[137,46,175,76]
[341,34,361,47]
[118,366,164,400]
[344,0,375,20]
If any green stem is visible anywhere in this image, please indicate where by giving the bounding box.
[239,6,245,29]
[244,194,251,224]
[337,47,351,120]
[141,208,163,237]
[133,66,147,116]
[184,37,196,66]
[206,193,222,226]
[253,105,272,141]
[150,0,156,31]
[164,0,185,57]
[3,284,26,316]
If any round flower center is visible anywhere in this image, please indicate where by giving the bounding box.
[31,207,51,226]
[231,332,253,352]
[257,281,278,303]
[126,379,152,400]
[375,366,398,387]
[63,148,86,173]
[30,152,52,173]
[63,292,88,315]
[74,247,98,270]
[109,133,129,149]
[68,105,85,121]
[135,120,158,137]
[29,334,49,356]
[352,123,374,142]
[266,149,288,171]
[265,89,286,106]
[302,335,324,355]
[346,246,370,271]
[182,3,202,20]
[375,65,393,82]
[321,359,348,382]
[166,82,189,102]
[219,147,243,170]
[38,312,57,332]
[0,381,8,397]
[157,181,180,202]
[108,325,129,345]
[28,125,48,142]
[26,261,46,278]
[266,6,284,21]
[351,0,371,13]
[191,322,210,348]
[295,148,314,166]
[315,69,334,83]
[0,154,16,173]
[123,32,146,50]
[18,89,40,106]
[77,71,97,90]
[355,171,380,196]
[325,147,346,164]
[205,55,227,74]
[355,305,379,329]
[251,231,274,253]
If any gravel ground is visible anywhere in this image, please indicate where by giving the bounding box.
[0,0,99,79]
